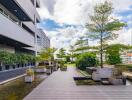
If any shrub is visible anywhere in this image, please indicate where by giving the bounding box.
[58,60,65,67]
[26,69,34,76]
[0,51,17,65]
[106,52,121,65]
[0,51,36,66]
[60,65,67,71]
[115,64,132,72]
[76,53,97,70]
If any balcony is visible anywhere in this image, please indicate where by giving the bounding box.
[14,0,40,22]
[0,0,40,22]
[0,12,35,47]
[0,0,31,21]
[23,22,37,33]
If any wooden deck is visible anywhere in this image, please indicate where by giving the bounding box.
[24,67,132,100]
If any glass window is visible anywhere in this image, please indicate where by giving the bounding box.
[37,36,41,46]
[0,7,3,13]
[5,65,10,70]
[0,66,2,71]
[3,11,8,17]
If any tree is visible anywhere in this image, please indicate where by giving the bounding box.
[39,48,56,61]
[65,54,71,62]
[57,48,66,58]
[105,44,132,64]
[86,1,126,68]
[75,38,84,46]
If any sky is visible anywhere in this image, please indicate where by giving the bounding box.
[37,0,132,49]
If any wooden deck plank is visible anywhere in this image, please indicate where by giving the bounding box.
[24,67,132,100]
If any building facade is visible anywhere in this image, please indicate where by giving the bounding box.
[0,0,50,72]
[120,50,132,64]
[36,29,50,55]
[0,0,50,55]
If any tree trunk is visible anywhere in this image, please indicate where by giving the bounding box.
[100,32,103,68]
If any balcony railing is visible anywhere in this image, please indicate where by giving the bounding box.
[0,12,35,47]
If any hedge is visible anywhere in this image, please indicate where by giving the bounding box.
[0,51,36,65]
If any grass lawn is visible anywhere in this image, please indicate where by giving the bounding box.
[65,63,76,67]
[0,73,45,100]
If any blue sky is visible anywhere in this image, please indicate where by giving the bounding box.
[38,19,62,31]
[38,19,78,32]
[37,0,132,49]
[117,8,132,29]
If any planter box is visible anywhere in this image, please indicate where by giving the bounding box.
[46,69,51,75]
[92,72,101,81]
[53,67,58,71]
[92,68,113,81]
[109,78,123,85]
[25,75,34,82]
[60,67,67,71]
[97,68,113,78]
[35,68,46,73]
[73,77,92,80]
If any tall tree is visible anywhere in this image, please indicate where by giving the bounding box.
[86,1,126,68]
[57,48,66,58]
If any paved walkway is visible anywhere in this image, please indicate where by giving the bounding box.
[24,67,132,100]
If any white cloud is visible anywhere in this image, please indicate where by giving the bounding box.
[112,28,132,45]
[38,0,132,25]
[37,0,132,49]
[111,0,132,12]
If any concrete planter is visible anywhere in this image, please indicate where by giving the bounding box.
[98,68,113,78]
[46,68,51,75]
[109,78,123,85]
[25,75,34,83]
[92,72,101,81]
[35,68,46,73]
[53,66,58,71]
[60,67,67,71]
[92,67,113,81]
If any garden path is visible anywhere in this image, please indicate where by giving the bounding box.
[24,66,132,100]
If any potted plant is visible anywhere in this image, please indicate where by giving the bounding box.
[60,65,67,71]
[46,65,51,75]
[53,61,58,71]
[38,48,56,74]
[59,60,67,71]
[25,68,34,82]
